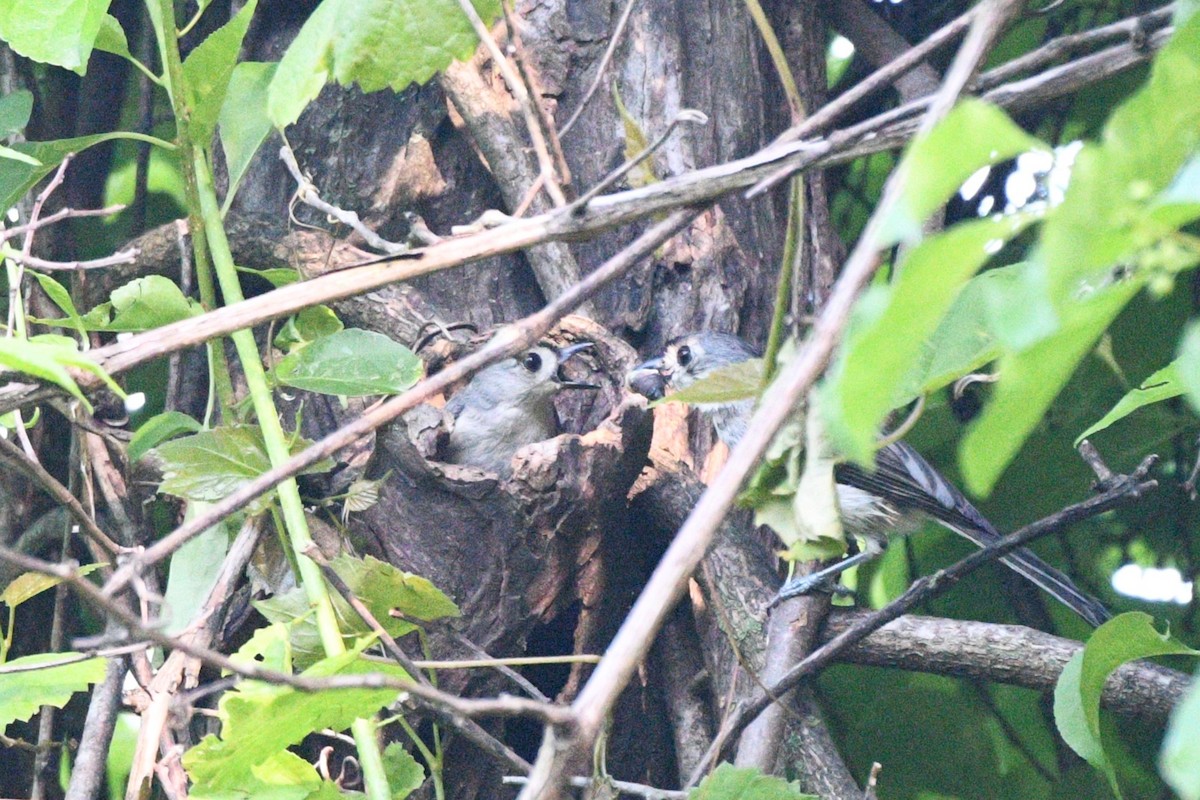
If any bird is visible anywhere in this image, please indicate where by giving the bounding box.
[628,330,1111,627]
[444,341,598,475]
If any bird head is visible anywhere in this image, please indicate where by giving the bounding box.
[627,332,758,400]
[474,341,599,406]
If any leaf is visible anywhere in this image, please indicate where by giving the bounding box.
[785,402,845,558]
[382,743,425,800]
[128,411,204,464]
[689,763,816,799]
[274,329,423,396]
[273,305,342,352]
[1162,664,1200,800]
[106,275,198,331]
[220,62,278,211]
[29,271,86,338]
[1076,362,1185,444]
[960,275,1143,495]
[182,0,260,143]
[0,0,110,74]
[183,647,407,790]
[267,0,502,127]
[824,212,1039,463]
[1054,613,1198,795]
[1,563,102,608]
[611,84,657,188]
[256,554,458,667]
[879,99,1045,245]
[0,335,123,409]
[163,507,229,635]
[1177,321,1200,417]
[0,89,33,136]
[151,425,331,502]
[655,358,763,406]
[93,14,131,61]
[0,653,107,727]
[106,713,139,800]
[236,263,297,288]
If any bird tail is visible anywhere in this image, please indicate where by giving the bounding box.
[946,521,1111,627]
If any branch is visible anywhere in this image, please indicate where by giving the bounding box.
[821,611,1188,722]
[687,461,1157,782]
[0,28,1170,416]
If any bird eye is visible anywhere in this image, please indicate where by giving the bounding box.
[522,352,542,372]
[676,345,692,367]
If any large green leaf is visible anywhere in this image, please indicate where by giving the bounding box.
[1162,665,1200,800]
[0,335,123,409]
[128,411,205,464]
[0,0,110,74]
[825,212,1038,462]
[151,425,332,502]
[0,653,107,726]
[267,0,501,127]
[68,275,199,332]
[1177,320,1200,416]
[220,62,278,212]
[382,743,425,800]
[878,99,1045,245]
[1054,613,1198,795]
[273,328,423,396]
[182,647,407,790]
[182,0,260,143]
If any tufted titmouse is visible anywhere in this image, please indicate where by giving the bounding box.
[629,331,1110,626]
[444,341,598,475]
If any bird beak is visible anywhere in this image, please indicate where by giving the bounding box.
[554,342,600,390]
[626,357,667,400]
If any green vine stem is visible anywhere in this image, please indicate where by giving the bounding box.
[144,1,389,797]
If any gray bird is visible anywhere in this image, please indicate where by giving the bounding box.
[445,341,598,475]
[629,331,1110,627]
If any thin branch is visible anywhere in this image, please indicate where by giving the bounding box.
[688,464,1157,783]
[454,0,566,207]
[279,144,408,255]
[98,209,698,597]
[0,30,1170,417]
[0,432,122,556]
[0,204,126,244]
[2,247,139,271]
[557,0,640,138]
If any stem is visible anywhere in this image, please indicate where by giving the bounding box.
[741,0,803,123]
[762,177,804,383]
[144,2,388,797]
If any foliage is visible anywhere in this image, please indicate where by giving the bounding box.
[689,764,815,799]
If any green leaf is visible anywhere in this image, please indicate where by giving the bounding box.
[1055,613,1198,794]
[273,305,342,352]
[960,275,1143,495]
[689,763,816,799]
[879,99,1045,245]
[0,89,33,136]
[0,0,110,74]
[183,647,407,790]
[128,411,204,464]
[1076,362,1185,444]
[1162,665,1200,800]
[0,653,107,727]
[29,271,86,338]
[1178,321,1200,416]
[106,713,139,800]
[0,335,123,409]
[382,743,424,800]
[151,425,332,502]
[825,212,1038,462]
[656,358,762,406]
[182,0,260,143]
[93,14,131,61]
[236,263,297,288]
[163,506,229,635]
[220,62,278,211]
[274,329,423,396]
[106,275,198,331]
[256,554,458,667]
[267,0,501,127]
[1,563,102,608]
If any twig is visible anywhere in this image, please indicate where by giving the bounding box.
[280,144,408,255]
[454,0,566,207]
[557,0,641,138]
[2,248,139,271]
[0,30,1171,417]
[516,6,1024,799]
[98,209,699,596]
[828,0,944,102]
[687,462,1158,782]
[0,432,122,556]
[0,204,125,244]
